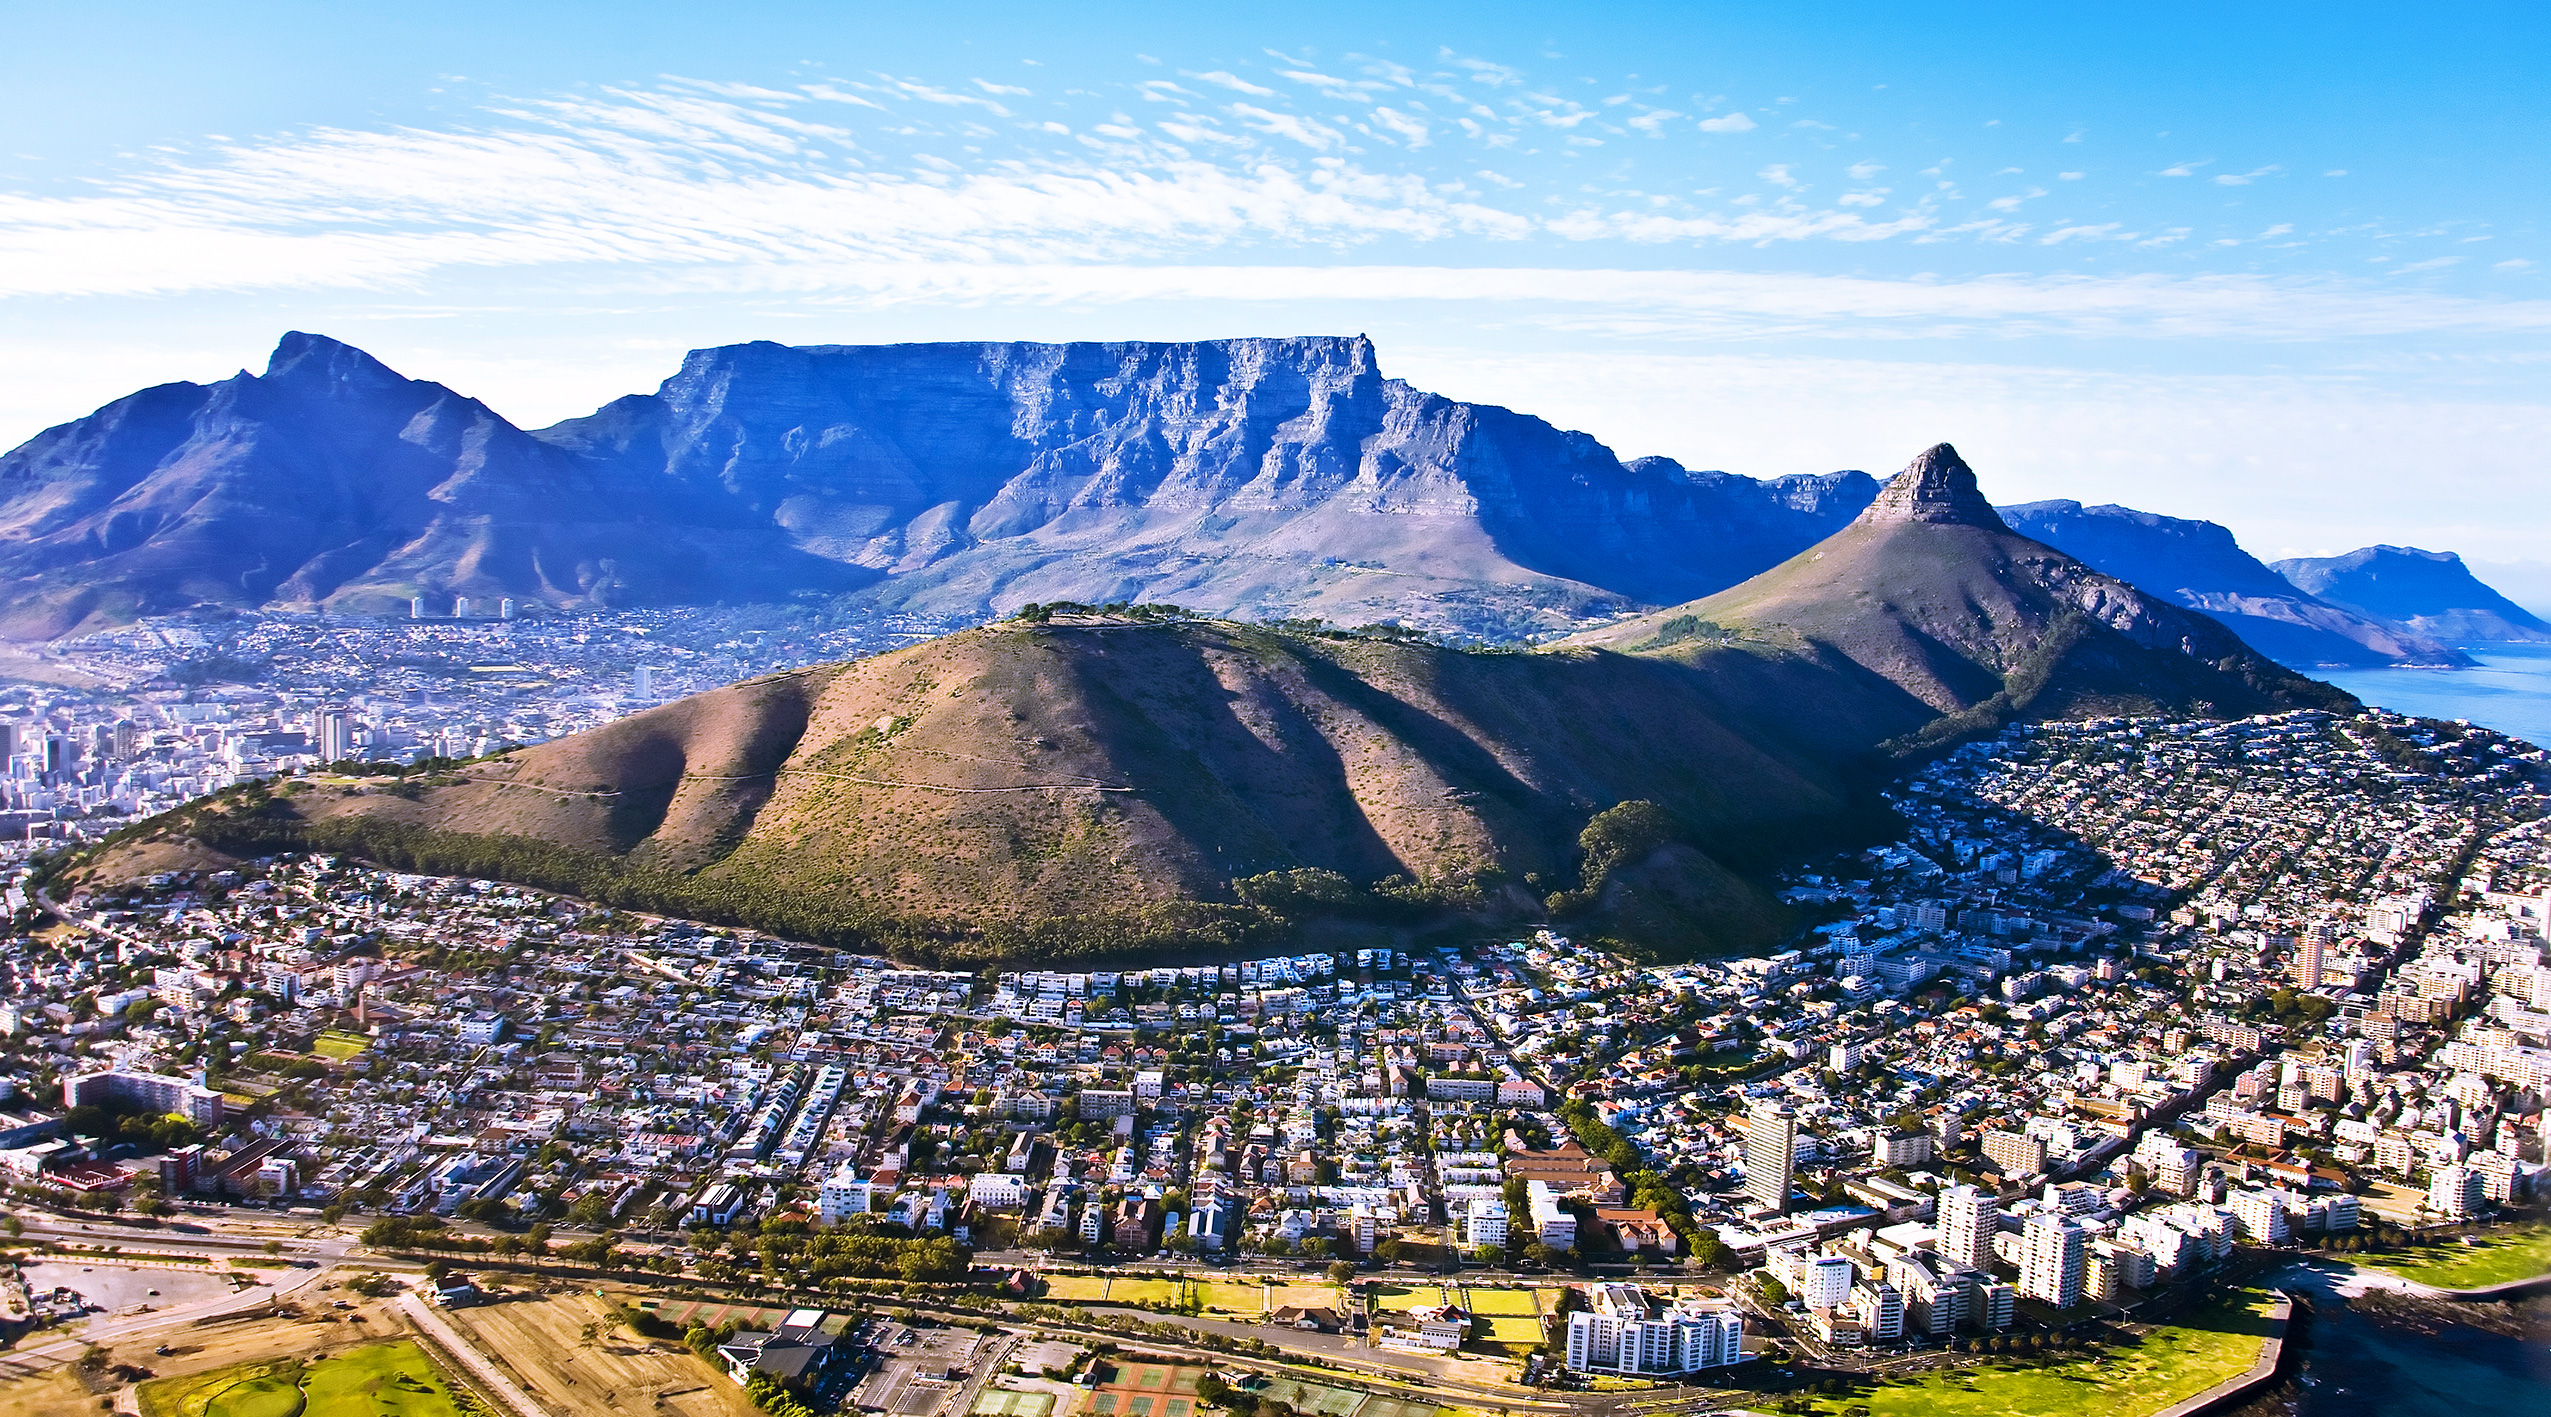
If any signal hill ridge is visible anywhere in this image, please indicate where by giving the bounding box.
[73,444,2349,966]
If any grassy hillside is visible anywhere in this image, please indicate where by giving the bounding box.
[84,616,1918,963]
[74,447,2350,966]
[1575,457,2350,748]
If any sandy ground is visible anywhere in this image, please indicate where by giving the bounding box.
[19,1264,235,1314]
[439,1288,757,1417]
[0,1275,409,1417]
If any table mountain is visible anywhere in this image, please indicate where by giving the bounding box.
[2000,500,2469,668]
[0,332,1879,639]
[2271,546,2551,645]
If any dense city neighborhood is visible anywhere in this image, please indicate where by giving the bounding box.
[0,699,2540,1417]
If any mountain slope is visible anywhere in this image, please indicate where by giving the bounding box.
[0,332,1879,639]
[1575,445,2351,741]
[2271,546,2551,644]
[0,334,867,638]
[2000,500,2469,668]
[90,614,1925,962]
[79,443,2350,965]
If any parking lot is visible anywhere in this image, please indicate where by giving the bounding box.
[852,1321,997,1417]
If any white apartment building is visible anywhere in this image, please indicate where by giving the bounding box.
[2018,1213,2085,1310]
[1745,1103,1797,1213]
[1937,1184,1999,1273]
[1563,1286,1746,1376]
[817,1165,871,1225]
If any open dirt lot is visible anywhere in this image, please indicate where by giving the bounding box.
[0,1282,407,1417]
[442,1289,757,1417]
[21,1262,236,1313]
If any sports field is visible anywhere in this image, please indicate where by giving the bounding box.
[1361,1284,1444,1313]
[1086,1360,1205,1417]
[1191,1280,1277,1315]
[1036,1274,1190,1305]
[972,1391,1057,1417]
[1793,1288,2281,1417]
[1467,1314,1547,1346]
[312,1032,370,1060]
[2353,1226,2551,1290]
[1242,1378,1361,1417]
[137,1342,467,1417]
[1454,1287,1541,1317]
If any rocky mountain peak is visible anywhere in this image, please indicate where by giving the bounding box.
[1855,442,2010,531]
[259,330,414,398]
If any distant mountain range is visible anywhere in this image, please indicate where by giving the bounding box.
[2272,546,2551,645]
[0,332,2536,671]
[1998,501,2475,668]
[80,445,2344,964]
[0,332,1874,642]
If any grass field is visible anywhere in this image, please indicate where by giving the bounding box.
[491,1291,755,1417]
[312,1033,370,1060]
[1037,1274,1115,1303]
[1794,1289,2280,1417]
[137,1342,467,1417]
[2354,1227,2551,1290]
[1258,1282,1341,1313]
[1454,1287,1540,1317]
[1243,1379,1360,1417]
[1468,1314,1547,1346]
[1034,1274,1191,1306]
[1362,1284,1443,1313]
[972,1392,1056,1417]
[1191,1280,1276,1315]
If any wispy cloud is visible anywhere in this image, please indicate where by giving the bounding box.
[1696,111,1756,133]
[1187,70,1274,97]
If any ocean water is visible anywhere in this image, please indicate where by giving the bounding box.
[2314,643,2551,749]
[2276,1263,2550,1416]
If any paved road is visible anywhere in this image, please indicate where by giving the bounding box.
[946,1333,1019,1417]
[398,1289,552,1417]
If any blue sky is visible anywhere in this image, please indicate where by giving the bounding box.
[5,2,2546,601]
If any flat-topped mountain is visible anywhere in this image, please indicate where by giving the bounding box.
[0,332,1878,639]
[2273,545,2551,645]
[81,445,2349,964]
[2001,500,2469,668]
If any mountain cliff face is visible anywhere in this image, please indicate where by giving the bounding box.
[0,332,1879,639]
[2272,546,2551,645]
[2000,500,2469,668]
